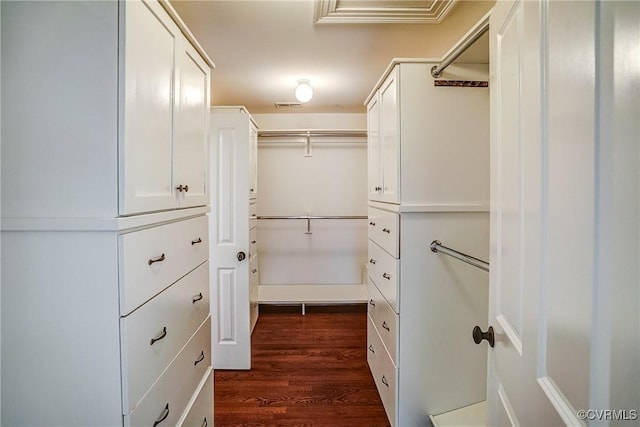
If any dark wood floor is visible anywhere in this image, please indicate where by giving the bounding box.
[214,305,391,426]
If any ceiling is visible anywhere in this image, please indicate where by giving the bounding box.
[170,0,494,114]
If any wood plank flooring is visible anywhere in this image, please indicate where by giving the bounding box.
[214,306,391,426]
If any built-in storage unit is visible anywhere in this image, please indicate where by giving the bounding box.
[254,114,369,306]
[1,1,214,425]
[210,106,260,369]
[364,59,490,426]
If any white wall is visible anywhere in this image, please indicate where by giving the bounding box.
[253,113,368,291]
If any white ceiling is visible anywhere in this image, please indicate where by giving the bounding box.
[170,0,494,114]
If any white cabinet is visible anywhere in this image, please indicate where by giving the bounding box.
[120,0,210,216]
[365,60,490,208]
[210,106,260,369]
[0,1,214,425]
[367,67,400,203]
[365,59,490,425]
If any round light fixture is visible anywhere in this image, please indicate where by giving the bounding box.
[295,79,313,103]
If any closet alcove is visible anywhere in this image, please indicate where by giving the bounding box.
[209,12,492,427]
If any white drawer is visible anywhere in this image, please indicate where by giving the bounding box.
[367,277,398,364]
[249,202,257,229]
[119,216,208,315]
[368,207,399,258]
[121,262,210,412]
[124,317,211,425]
[249,227,258,258]
[367,315,397,427]
[178,368,214,427]
[368,239,399,313]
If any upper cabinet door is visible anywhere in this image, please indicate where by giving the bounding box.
[174,38,211,209]
[120,0,181,215]
[367,95,382,202]
[248,122,258,200]
[379,68,400,204]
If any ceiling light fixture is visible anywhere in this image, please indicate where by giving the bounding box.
[295,79,313,103]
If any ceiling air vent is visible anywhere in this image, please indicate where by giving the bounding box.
[274,101,303,108]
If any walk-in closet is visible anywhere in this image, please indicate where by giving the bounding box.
[3,1,638,427]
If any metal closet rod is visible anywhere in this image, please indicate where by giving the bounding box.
[258,215,367,220]
[430,240,489,272]
[257,129,367,138]
[431,11,490,78]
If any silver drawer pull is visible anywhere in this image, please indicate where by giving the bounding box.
[194,350,205,366]
[368,344,375,354]
[201,417,208,427]
[369,221,376,226]
[192,292,203,304]
[153,403,170,427]
[148,253,166,265]
[382,228,391,234]
[369,258,377,265]
[191,237,202,245]
[150,327,167,346]
[381,375,389,387]
[369,299,375,307]
[382,273,391,280]
[382,321,390,331]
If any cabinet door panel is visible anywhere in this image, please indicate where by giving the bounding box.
[379,68,400,203]
[174,39,210,208]
[120,0,180,215]
[367,96,383,201]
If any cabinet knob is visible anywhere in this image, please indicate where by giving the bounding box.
[369,221,376,226]
[369,299,375,307]
[191,238,202,245]
[368,344,375,353]
[382,228,391,234]
[237,251,246,262]
[192,292,203,304]
[176,184,189,192]
[381,375,389,387]
[472,325,495,348]
[382,321,390,331]
[382,272,391,280]
[369,258,377,265]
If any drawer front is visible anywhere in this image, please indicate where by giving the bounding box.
[125,317,211,425]
[368,239,399,313]
[368,207,399,258]
[119,215,208,314]
[178,368,214,427]
[367,277,398,363]
[367,316,397,427]
[249,202,257,229]
[121,262,210,412]
[249,227,258,258]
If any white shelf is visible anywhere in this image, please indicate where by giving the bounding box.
[258,284,367,304]
[430,401,486,427]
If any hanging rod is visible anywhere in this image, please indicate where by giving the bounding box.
[258,215,367,220]
[258,129,367,138]
[430,240,489,272]
[258,215,367,235]
[431,11,490,78]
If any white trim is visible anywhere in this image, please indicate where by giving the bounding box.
[314,0,458,25]
[1,206,210,232]
[537,377,585,427]
[258,283,367,304]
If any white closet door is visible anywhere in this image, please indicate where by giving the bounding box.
[210,112,252,369]
[488,1,640,425]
